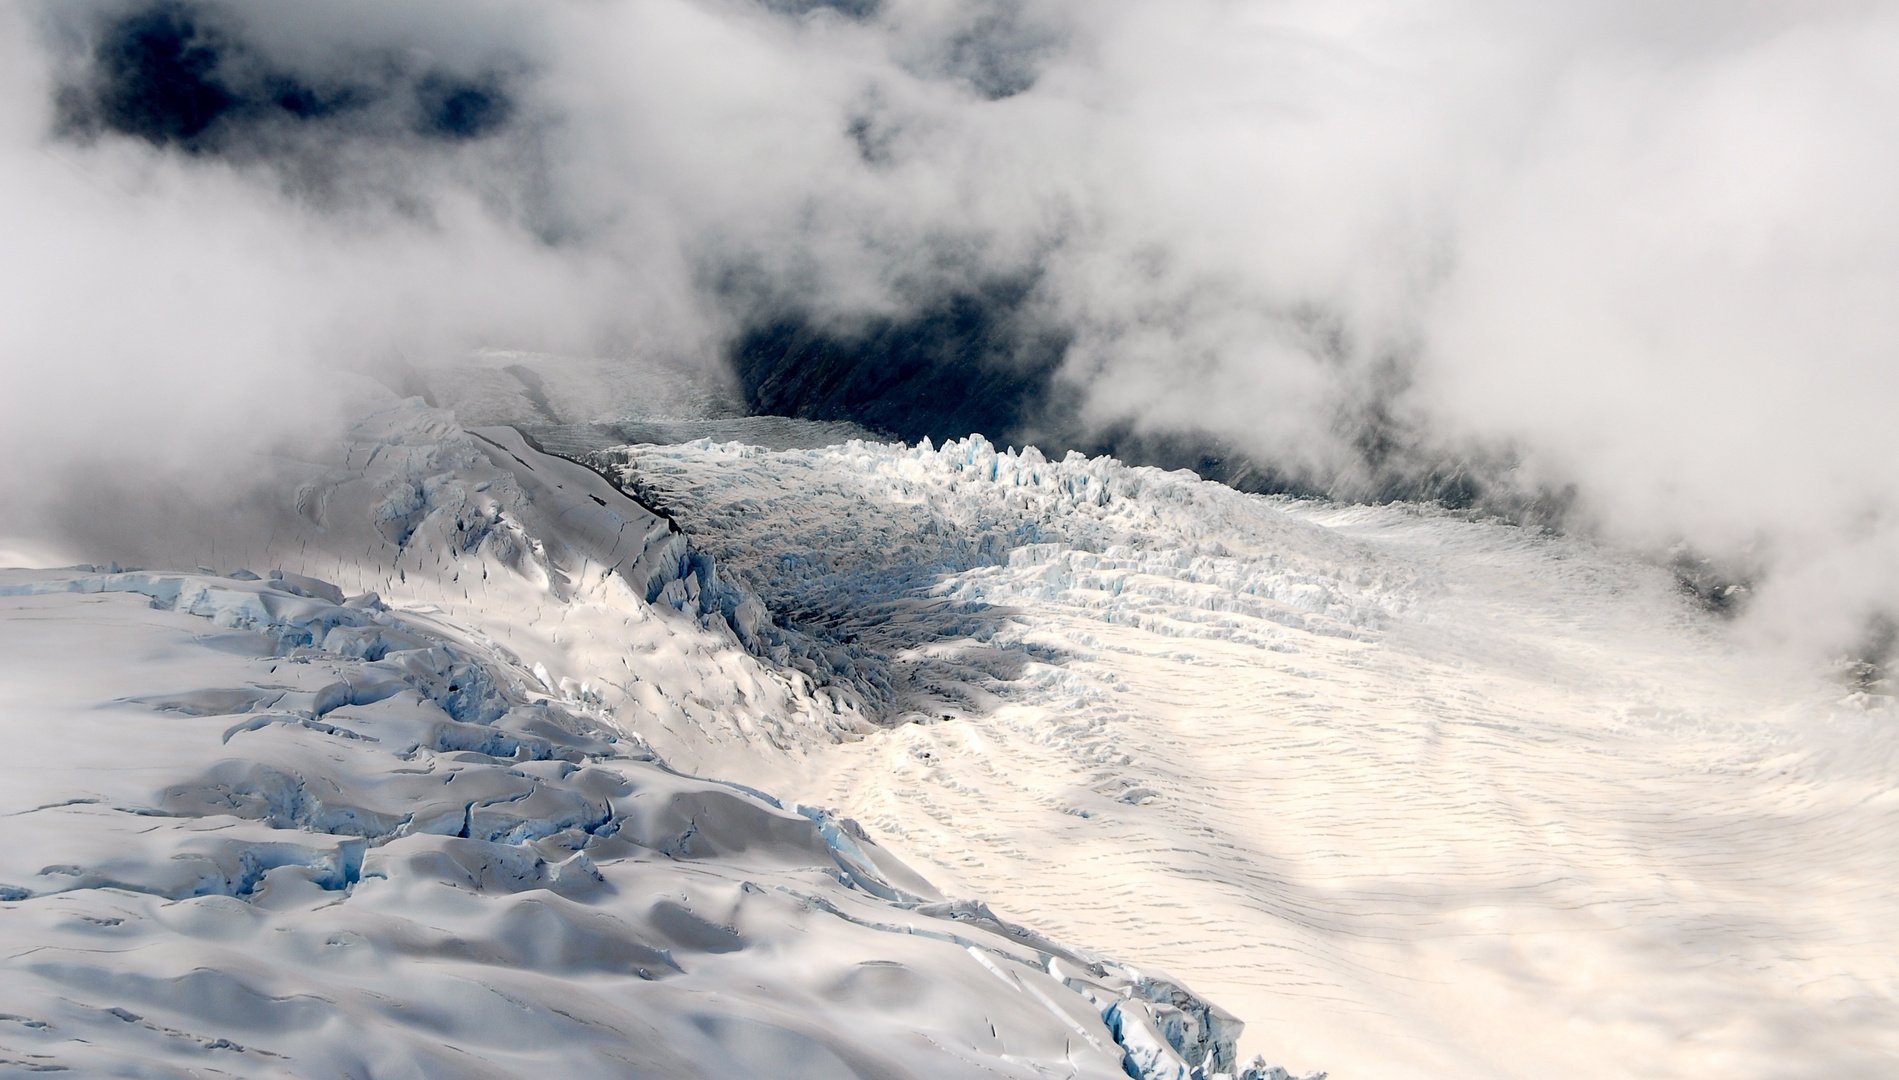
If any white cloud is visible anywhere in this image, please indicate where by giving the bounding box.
[5,0,1896,662]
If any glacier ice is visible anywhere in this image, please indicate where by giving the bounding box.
[11,386,1890,1078]
[582,427,1899,1078]
[0,396,1307,1080]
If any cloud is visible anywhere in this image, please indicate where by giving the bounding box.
[5,0,1898,667]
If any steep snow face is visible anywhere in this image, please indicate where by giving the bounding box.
[0,400,1306,1080]
[601,435,1899,1080]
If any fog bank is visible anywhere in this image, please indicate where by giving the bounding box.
[5,0,1897,670]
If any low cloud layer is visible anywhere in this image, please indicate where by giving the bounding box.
[4,0,1897,671]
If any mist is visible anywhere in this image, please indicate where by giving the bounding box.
[4,0,1896,671]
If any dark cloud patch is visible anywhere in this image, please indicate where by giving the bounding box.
[756,0,882,21]
[57,1,521,157]
[845,110,897,166]
[1847,613,1897,693]
[85,2,232,146]
[416,73,511,141]
[732,279,1069,446]
[932,3,1058,100]
[264,77,361,122]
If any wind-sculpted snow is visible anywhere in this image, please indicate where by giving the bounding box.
[0,397,1316,1080]
[591,433,1899,1079]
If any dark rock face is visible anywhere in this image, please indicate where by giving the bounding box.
[729,286,1576,531]
[732,280,1071,448]
[1847,613,1897,692]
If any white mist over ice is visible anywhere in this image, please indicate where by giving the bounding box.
[4,0,1897,659]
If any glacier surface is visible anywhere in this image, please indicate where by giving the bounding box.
[4,386,1896,1079]
[591,432,1899,1079]
[0,397,1308,1080]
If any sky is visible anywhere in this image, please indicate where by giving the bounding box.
[3,0,1896,669]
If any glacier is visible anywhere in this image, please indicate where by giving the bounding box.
[0,395,1311,1080]
[587,431,1899,1078]
[2,385,1895,1079]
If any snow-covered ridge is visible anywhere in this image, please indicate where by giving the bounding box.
[0,397,1316,1080]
